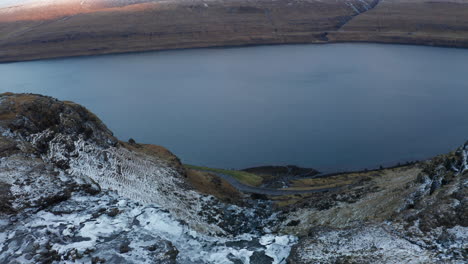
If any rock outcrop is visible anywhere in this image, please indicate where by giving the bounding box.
[285,144,467,263]
[0,93,297,263]
[0,93,465,263]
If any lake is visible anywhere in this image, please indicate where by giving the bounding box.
[1,43,468,172]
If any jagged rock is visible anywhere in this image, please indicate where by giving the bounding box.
[1,93,115,138]
[286,144,468,263]
[1,93,465,263]
[0,93,297,263]
[0,153,101,213]
[119,242,131,253]
[250,251,274,263]
[0,93,200,232]
[0,182,14,214]
[288,225,434,264]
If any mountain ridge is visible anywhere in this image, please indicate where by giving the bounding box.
[2,0,468,63]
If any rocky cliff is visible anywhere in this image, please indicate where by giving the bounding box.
[0,93,466,263]
[283,144,467,263]
[0,93,296,263]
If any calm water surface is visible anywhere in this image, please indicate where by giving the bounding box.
[2,44,468,172]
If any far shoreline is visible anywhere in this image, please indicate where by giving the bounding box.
[2,39,468,64]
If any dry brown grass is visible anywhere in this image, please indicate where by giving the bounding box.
[270,193,313,207]
[185,168,244,204]
[0,94,39,121]
[286,171,380,191]
[120,141,185,171]
[329,0,468,47]
[1,0,468,62]
[279,165,423,235]
[0,0,366,62]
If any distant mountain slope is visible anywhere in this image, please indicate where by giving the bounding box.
[0,0,468,61]
[329,0,468,47]
[0,0,416,62]
[0,0,157,21]
[0,0,468,59]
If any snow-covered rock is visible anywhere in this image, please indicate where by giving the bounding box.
[0,93,465,263]
[286,143,467,263]
[0,93,297,263]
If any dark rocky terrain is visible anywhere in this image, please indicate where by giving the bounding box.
[0,93,295,263]
[282,150,467,263]
[1,0,468,62]
[0,93,466,263]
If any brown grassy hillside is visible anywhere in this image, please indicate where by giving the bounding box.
[1,0,468,62]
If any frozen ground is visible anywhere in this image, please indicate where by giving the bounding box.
[0,93,466,263]
[0,190,296,263]
[0,93,297,263]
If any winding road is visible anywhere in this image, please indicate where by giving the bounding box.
[213,172,341,196]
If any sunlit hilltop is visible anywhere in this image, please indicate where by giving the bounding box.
[0,0,156,22]
[1,0,78,8]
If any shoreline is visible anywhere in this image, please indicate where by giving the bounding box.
[2,0,468,63]
[186,159,422,194]
[2,38,468,64]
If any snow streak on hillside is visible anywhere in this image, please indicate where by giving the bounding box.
[0,122,297,263]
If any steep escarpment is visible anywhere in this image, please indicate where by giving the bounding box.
[0,93,296,263]
[283,145,467,263]
[0,93,466,263]
[0,93,273,235]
